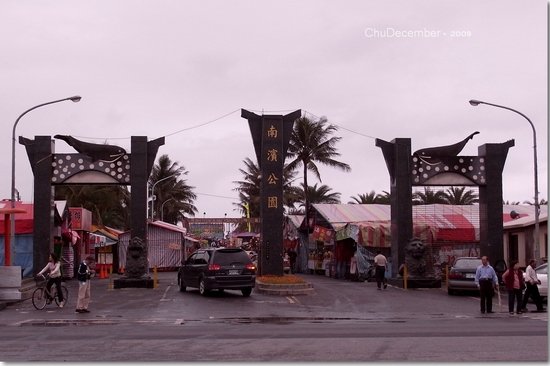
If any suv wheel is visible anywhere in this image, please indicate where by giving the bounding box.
[179,277,186,292]
[241,287,252,297]
[199,278,209,296]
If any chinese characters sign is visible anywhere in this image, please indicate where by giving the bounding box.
[242,109,300,275]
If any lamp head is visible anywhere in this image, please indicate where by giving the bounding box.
[469,99,482,106]
[69,96,82,103]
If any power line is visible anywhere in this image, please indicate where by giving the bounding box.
[71,108,377,144]
[196,192,237,200]
[164,109,241,138]
[303,110,377,140]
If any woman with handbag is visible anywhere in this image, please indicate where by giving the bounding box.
[502,260,525,315]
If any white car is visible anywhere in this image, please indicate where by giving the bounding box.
[523,263,547,299]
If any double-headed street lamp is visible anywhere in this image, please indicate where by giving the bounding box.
[469,99,540,261]
[149,173,177,220]
[10,96,81,265]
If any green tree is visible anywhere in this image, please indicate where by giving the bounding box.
[149,154,197,223]
[232,157,303,230]
[523,198,548,205]
[295,183,341,206]
[443,187,479,205]
[412,187,447,205]
[55,185,131,229]
[349,190,390,204]
[286,116,351,230]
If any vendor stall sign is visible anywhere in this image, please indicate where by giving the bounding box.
[312,225,334,243]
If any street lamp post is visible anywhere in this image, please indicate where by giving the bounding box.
[149,173,177,220]
[10,96,81,265]
[469,99,540,261]
[160,198,175,222]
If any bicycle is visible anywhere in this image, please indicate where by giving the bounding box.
[32,274,69,310]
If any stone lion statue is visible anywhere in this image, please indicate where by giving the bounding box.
[125,236,148,278]
[405,237,427,277]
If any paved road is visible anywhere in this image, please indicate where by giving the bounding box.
[0,272,547,362]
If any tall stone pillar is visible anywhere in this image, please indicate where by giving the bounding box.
[242,109,300,276]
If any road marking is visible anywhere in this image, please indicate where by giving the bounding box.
[286,296,300,304]
[160,285,171,301]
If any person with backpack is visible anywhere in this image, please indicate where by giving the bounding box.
[75,255,95,313]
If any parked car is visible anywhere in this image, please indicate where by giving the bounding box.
[177,248,256,297]
[523,262,547,300]
[447,257,483,295]
[447,257,507,295]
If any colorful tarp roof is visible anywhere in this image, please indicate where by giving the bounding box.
[312,203,548,247]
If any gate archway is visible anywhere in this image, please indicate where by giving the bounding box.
[376,134,514,285]
[20,135,164,288]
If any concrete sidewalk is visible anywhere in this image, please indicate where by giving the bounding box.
[0,271,177,324]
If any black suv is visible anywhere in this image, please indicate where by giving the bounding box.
[177,248,256,297]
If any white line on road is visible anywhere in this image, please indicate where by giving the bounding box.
[286,296,300,304]
[161,285,171,301]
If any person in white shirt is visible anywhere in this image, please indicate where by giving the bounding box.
[521,259,546,312]
[373,251,388,290]
[37,252,65,308]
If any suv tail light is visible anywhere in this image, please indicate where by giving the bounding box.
[208,264,221,271]
[245,263,256,271]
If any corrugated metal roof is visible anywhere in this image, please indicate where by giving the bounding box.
[312,204,391,230]
[313,203,548,231]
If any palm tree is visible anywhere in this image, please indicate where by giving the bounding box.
[503,200,521,205]
[294,183,341,206]
[232,157,303,231]
[286,116,351,231]
[349,190,390,204]
[443,187,479,205]
[412,187,447,205]
[523,198,548,205]
[149,155,197,223]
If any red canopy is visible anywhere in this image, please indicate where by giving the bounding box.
[0,201,33,234]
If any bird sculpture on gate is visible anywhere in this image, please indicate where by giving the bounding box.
[54,135,126,163]
[413,131,479,165]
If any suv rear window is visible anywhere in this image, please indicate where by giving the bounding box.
[211,249,252,265]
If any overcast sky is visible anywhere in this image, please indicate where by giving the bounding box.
[0,0,547,219]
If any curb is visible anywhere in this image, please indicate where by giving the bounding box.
[255,280,314,296]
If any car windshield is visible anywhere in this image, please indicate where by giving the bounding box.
[453,258,481,269]
[212,249,251,265]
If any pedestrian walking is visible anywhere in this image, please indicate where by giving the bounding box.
[474,256,498,314]
[521,259,546,313]
[75,255,95,314]
[373,250,388,290]
[288,248,297,274]
[37,252,65,308]
[502,260,525,315]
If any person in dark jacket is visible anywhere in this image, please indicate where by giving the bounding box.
[75,255,95,313]
[502,260,525,315]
